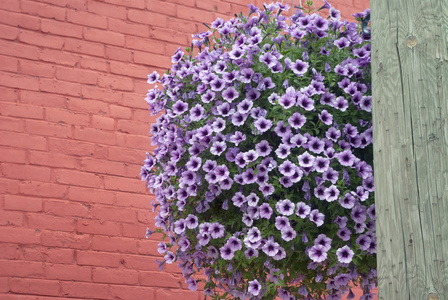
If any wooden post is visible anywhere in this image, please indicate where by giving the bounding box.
[372,0,448,299]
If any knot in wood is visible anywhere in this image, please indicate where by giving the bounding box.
[427,293,440,300]
[406,36,418,48]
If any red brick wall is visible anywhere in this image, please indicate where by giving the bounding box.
[0,0,370,299]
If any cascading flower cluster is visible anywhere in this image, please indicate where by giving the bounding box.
[142,1,375,299]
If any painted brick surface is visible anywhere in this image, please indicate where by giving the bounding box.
[0,0,371,299]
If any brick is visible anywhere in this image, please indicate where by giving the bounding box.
[137,210,154,224]
[4,194,42,212]
[126,163,147,179]
[84,27,125,46]
[44,200,89,217]
[166,17,198,34]
[196,0,231,14]
[0,116,24,133]
[0,10,40,30]
[41,19,83,38]
[22,247,75,264]
[105,45,133,62]
[68,186,115,205]
[28,213,76,232]
[152,26,189,45]
[109,285,156,300]
[29,150,77,169]
[0,277,8,293]
[61,281,109,299]
[98,74,134,91]
[1,0,20,11]
[93,205,137,223]
[67,9,108,28]
[122,92,149,109]
[46,264,91,281]
[0,260,44,277]
[134,51,170,69]
[108,146,144,164]
[155,289,200,300]
[139,271,180,288]
[91,236,138,253]
[81,85,122,104]
[0,71,39,91]
[39,78,82,97]
[21,0,66,21]
[40,0,87,10]
[48,137,95,156]
[0,210,24,226]
[0,147,26,163]
[0,102,45,119]
[0,24,19,40]
[46,107,89,126]
[110,61,150,79]
[0,86,19,102]
[0,244,20,259]
[9,278,59,296]
[132,109,154,123]
[25,119,72,138]
[94,144,109,159]
[93,267,139,285]
[0,54,18,72]
[19,29,64,49]
[117,120,148,135]
[74,127,117,146]
[64,37,105,57]
[146,0,177,16]
[91,115,115,131]
[104,175,146,193]
[80,56,109,72]
[56,169,102,188]
[41,230,90,249]
[122,223,148,239]
[76,250,120,267]
[121,254,157,271]
[165,0,195,7]
[108,18,149,37]
[115,192,152,209]
[88,1,127,19]
[67,99,110,116]
[125,36,165,55]
[56,66,98,85]
[104,0,145,8]
[19,60,56,78]
[0,40,39,60]
[2,163,51,182]
[80,158,126,176]
[110,105,132,120]
[0,178,19,195]
[0,131,46,150]
[19,181,67,198]
[127,9,167,27]
[0,227,40,244]
[40,48,80,67]
[77,219,121,236]
[176,5,216,23]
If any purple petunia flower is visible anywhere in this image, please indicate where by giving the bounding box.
[259,203,273,219]
[248,279,262,296]
[244,248,259,259]
[334,37,350,49]
[337,227,352,241]
[351,204,367,224]
[262,238,280,257]
[275,216,290,231]
[298,151,315,167]
[281,227,297,242]
[308,245,327,263]
[254,117,273,133]
[291,59,309,76]
[255,140,271,157]
[295,202,311,219]
[222,86,239,102]
[324,185,340,202]
[210,222,225,239]
[336,245,354,263]
[220,244,234,260]
[309,209,325,227]
[276,199,295,216]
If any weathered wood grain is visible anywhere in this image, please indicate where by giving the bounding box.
[372,0,448,299]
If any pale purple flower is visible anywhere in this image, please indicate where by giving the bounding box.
[275,216,290,231]
[210,141,227,156]
[278,160,295,177]
[313,156,330,173]
[259,203,273,219]
[259,183,275,197]
[292,59,309,76]
[309,209,325,227]
[307,137,325,154]
[334,37,350,49]
[227,236,242,251]
[197,232,211,246]
[240,68,254,83]
[275,143,291,159]
[210,222,225,239]
[255,140,271,157]
[276,199,295,216]
[296,202,311,218]
[288,112,306,129]
[172,100,188,115]
[281,226,297,242]
[308,245,327,263]
[201,89,215,103]
[174,219,186,234]
[314,234,332,251]
[363,176,374,192]
[237,99,253,114]
[147,71,159,84]
[254,117,272,133]
[351,205,367,224]
[245,248,259,259]
[262,239,280,257]
[337,227,352,241]
[336,246,354,263]
[185,214,198,229]
[356,234,371,251]
[222,86,239,102]
[298,151,315,167]
[248,279,262,296]
[324,185,340,202]
[339,193,356,209]
[231,192,246,207]
[319,110,333,125]
[246,192,259,206]
[210,77,225,91]
[164,251,175,264]
[220,244,234,260]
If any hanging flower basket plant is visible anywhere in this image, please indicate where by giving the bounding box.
[142,1,375,299]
